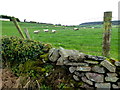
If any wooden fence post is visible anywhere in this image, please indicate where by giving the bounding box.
[24,28,31,40]
[102,11,112,57]
[118,2,120,60]
[11,17,26,39]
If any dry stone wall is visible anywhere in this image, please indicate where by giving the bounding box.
[48,47,120,89]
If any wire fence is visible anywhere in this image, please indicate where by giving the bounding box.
[1,13,119,59]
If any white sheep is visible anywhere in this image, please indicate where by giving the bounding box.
[43,29,49,32]
[52,30,56,33]
[73,28,79,31]
[33,30,40,34]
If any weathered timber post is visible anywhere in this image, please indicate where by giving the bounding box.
[24,28,31,40]
[118,2,120,60]
[11,17,26,39]
[102,11,112,57]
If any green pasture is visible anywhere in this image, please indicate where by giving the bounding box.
[1,21,119,60]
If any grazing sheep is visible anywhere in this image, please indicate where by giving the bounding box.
[43,29,49,32]
[52,30,56,33]
[73,28,79,31]
[33,30,40,34]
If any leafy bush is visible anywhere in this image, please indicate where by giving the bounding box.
[2,36,52,67]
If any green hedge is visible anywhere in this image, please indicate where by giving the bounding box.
[2,36,52,66]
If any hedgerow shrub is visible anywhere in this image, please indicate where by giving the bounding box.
[1,36,85,89]
[2,36,52,66]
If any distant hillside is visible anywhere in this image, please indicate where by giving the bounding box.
[80,20,120,26]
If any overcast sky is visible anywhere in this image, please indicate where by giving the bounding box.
[0,0,119,25]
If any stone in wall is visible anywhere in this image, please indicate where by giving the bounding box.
[73,75,79,81]
[86,73,104,82]
[95,83,111,89]
[63,60,69,65]
[85,55,105,61]
[81,76,93,86]
[49,48,55,57]
[100,60,116,72]
[65,62,89,66]
[69,52,85,62]
[49,48,60,62]
[56,57,64,65]
[107,73,118,77]
[105,76,119,82]
[115,61,120,66]
[80,83,94,90]
[118,82,120,88]
[91,66,105,73]
[77,66,91,71]
[59,47,70,60]
[74,71,85,77]
[112,84,119,89]
[68,50,81,60]
[105,73,119,82]
[69,66,76,73]
[59,47,85,62]
[84,60,99,64]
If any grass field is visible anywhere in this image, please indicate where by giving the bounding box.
[1,20,119,60]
